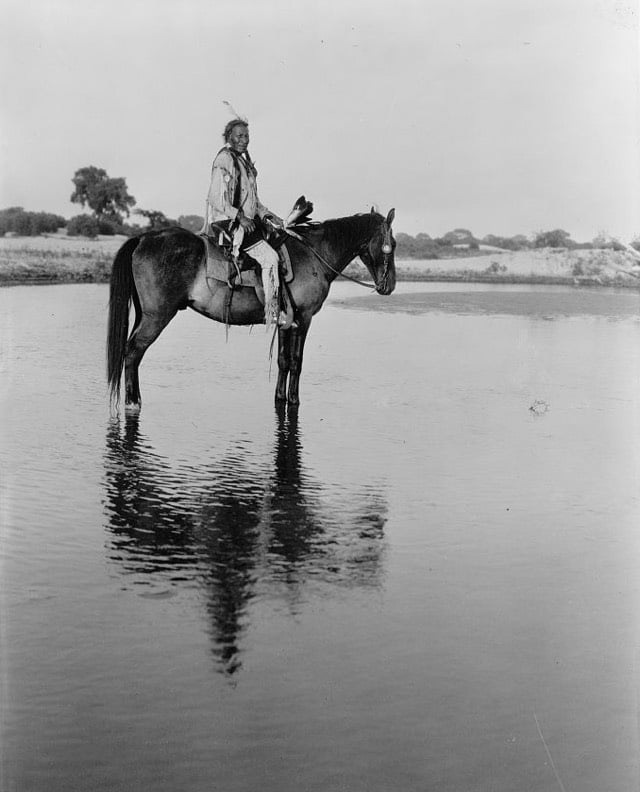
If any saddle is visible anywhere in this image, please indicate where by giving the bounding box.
[200,224,294,301]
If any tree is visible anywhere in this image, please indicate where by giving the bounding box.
[70,166,136,221]
[135,209,175,230]
[533,229,573,248]
[442,228,475,245]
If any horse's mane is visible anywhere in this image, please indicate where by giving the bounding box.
[293,212,382,249]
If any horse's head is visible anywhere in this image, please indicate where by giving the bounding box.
[359,208,397,295]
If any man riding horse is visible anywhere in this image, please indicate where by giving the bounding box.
[204,116,295,329]
[107,110,396,409]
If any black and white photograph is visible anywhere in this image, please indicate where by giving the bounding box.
[1,1,639,790]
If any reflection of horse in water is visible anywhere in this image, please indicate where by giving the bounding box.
[103,408,387,675]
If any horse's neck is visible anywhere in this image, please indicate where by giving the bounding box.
[314,215,378,272]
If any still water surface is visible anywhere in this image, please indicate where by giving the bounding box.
[1,282,639,791]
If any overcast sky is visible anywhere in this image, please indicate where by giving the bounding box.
[1,0,638,242]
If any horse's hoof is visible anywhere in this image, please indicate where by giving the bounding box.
[124,401,141,414]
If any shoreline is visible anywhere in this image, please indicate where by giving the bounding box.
[3,274,638,290]
[1,235,640,290]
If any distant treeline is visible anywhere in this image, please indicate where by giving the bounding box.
[1,207,638,255]
[0,207,203,239]
[394,227,640,258]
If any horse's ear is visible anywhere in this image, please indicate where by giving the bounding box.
[370,206,376,214]
[386,208,395,226]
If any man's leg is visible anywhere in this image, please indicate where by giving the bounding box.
[228,226,245,288]
[245,241,283,326]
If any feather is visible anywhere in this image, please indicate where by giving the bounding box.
[222,100,248,123]
[284,195,314,228]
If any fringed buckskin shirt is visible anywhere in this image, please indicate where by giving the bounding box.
[206,146,270,224]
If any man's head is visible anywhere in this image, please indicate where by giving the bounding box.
[223,120,249,154]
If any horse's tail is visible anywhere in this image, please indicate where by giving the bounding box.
[107,236,141,405]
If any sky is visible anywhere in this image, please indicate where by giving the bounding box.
[1,0,638,242]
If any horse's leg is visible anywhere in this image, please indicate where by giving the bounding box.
[287,324,309,407]
[124,309,176,408]
[275,327,292,403]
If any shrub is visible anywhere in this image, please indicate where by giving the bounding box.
[534,229,574,248]
[135,209,176,230]
[119,223,144,237]
[0,207,66,236]
[395,232,440,259]
[0,207,26,236]
[485,261,507,274]
[97,217,125,235]
[67,214,100,238]
[12,212,36,236]
[32,212,66,234]
[178,214,205,233]
[482,234,530,251]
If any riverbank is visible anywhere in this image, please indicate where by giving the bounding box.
[0,234,123,284]
[387,247,640,288]
[1,233,640,288]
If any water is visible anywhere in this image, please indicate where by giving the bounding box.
[1,281,639,791]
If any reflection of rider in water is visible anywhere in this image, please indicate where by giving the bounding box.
[205,117,292,328]
[103,412,387,676]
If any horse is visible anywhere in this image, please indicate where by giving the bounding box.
[107,207,396,409]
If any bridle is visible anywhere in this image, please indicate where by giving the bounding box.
[378,220,395,286]
[356,217,394,290]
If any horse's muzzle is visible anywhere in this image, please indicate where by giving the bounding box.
[376,271,396,295]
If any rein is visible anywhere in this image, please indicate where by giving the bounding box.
[284,227,378,291]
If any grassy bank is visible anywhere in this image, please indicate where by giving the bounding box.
[2,233,640,288]
[351,247,640,289]
[0,234,124,285]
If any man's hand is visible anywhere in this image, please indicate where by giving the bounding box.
[237,211,255,233]
[264,213,284,229]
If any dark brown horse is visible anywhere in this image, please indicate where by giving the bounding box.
[107,207,396,409]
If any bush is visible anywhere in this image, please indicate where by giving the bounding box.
[67,214,100,238]
[178,214,205,233]
[0,207,27,236]
[32,212,66,234]
[119,223,144,237]
[534,229,574,248]
[0,207,66,236]
[12,212,36,236]
[395,232,440,259]
[134,209,176,230]
[482,234,530,251]
[97,217,125,235]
